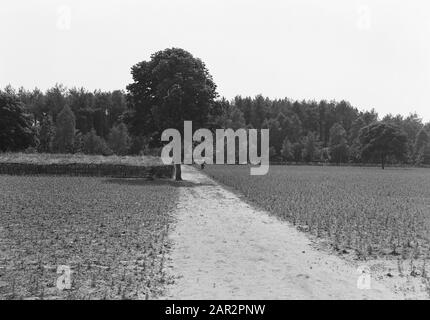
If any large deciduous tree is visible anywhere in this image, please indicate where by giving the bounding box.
[126,48,218,137]
[126,48,218,180]
[0,91,36,152]
[359,122,408,169]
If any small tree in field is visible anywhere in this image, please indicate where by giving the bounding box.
[54,105,75,153]
[108,123,131,155]
[359,122,408,169]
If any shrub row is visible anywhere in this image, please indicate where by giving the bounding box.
[271,161,430,168]
[0,162,174,179]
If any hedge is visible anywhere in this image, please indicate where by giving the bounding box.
[0,162,174,179]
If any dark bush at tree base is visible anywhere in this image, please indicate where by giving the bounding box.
[82,129,112,156]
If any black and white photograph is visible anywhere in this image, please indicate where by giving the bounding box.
[1,0,430,309]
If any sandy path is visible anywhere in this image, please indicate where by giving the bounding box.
[161,165,398,300]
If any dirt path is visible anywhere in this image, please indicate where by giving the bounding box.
[161,165,398,300]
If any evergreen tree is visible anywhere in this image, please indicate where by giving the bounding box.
[413,129,429,164]
[53,105,76,153]
[263,118,283,155]
[0,91,36,151]
[37,113,55,153]
[329,123,349,164]
[281,138,294,161]
[291,142,304,162]
[269,146,277,161]
[108,123,131,155]
[423,143,430,165]
[302,133,317,162]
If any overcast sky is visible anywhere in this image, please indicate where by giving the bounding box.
[1,0,429,121]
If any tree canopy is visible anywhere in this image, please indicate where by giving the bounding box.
[329,123,349,164]
[126,48,218,143]
[359,122,408,169]
[53,105,76,153]
[108,123,131,156]
[0,91,35,152]
[1,48,429,167]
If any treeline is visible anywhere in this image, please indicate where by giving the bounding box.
[0,84,133,155]
[1,84,430,165]
[210,96,430,165]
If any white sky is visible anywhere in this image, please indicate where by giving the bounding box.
[1,0,429,121]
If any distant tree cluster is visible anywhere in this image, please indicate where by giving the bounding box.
[0,90,36,152]
[1,47,429,170]
[209,96,430,167]
[0,85,131,156]
[1,84,429,168]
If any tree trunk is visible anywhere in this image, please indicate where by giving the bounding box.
[381,155,385,170]
[174,164,182,181]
